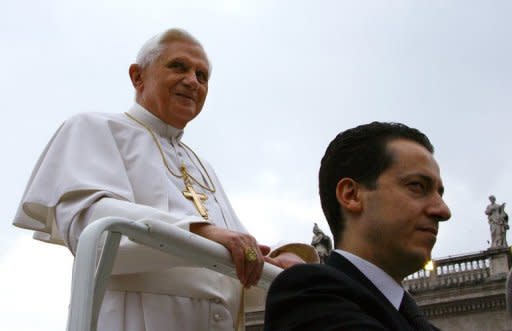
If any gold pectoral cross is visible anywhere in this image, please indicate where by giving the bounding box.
[180,165,209,220]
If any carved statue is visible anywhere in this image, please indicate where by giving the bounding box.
[311,223,332,263]
[485,195,509,248]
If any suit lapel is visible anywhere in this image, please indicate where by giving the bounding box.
[325,252,393,305]
[325,252,416,328]
[399,292,435,331]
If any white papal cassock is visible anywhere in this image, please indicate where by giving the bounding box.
[13,104,316,331]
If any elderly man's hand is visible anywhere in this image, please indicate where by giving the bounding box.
[190,223,269,288]
[265,252,306,269]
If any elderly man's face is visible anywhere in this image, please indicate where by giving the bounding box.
[131,40,209,128]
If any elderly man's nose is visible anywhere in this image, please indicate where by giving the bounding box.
[183,72,199,89]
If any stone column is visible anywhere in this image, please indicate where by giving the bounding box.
[489,247,511,277]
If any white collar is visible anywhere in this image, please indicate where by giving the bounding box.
[128,103,184,140]
[334,249,404,310]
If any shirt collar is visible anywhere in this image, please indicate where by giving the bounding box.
[334,249,404,310]
[128,103,184,140]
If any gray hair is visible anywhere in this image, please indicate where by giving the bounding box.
[135,28,211,73]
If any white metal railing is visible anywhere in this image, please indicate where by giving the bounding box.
[66,217,282,331]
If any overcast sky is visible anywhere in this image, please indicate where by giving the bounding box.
[2,1,511,330]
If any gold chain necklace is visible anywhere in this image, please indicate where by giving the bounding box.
[124,112,216,193]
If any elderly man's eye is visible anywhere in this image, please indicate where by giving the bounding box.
[168,61,186,71]
[196,71,208,84]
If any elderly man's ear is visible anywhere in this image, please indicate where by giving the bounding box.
[129,64,143,90]
[335,178,364,214]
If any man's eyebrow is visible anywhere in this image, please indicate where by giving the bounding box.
[167,57,208,71]
[166,56,186,63]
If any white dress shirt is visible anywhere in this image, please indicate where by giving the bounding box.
[335,249,404,309]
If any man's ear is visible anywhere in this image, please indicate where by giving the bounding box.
[335,178,363,213]
[129,64,143,90]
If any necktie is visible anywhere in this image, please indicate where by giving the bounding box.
[399,292,435,331]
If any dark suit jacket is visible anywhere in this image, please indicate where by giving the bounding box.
[264,252,438,331]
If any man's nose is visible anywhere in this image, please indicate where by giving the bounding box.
[183,71,199,89]
[427,196,451,222]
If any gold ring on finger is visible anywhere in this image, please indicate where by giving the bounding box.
[245,247,258,262]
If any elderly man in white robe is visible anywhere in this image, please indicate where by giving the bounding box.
[13,28,317,331]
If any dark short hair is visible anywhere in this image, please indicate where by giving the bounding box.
[318,121,434,246]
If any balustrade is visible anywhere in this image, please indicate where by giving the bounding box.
[403,252,494,292]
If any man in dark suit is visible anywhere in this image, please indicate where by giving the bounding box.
[264,122,451,330]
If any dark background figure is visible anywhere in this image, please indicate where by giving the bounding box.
[311,222,332,263]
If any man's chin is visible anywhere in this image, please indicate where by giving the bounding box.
[163,109,200,128]
[407,248,433,272]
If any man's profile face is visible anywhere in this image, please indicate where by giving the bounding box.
[358,139,451,279]
[133,40,209,128]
